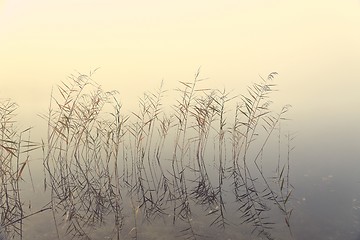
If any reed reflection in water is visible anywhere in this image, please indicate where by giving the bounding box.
[1,70,294,240]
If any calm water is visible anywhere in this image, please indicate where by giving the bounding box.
[1,77,359,240]
[289,128,360,240]
[11,139,360,240]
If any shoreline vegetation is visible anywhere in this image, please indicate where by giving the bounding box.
[1,70,294,240]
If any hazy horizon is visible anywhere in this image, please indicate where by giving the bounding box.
[1,0,359,156]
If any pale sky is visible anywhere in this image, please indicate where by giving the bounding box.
[1,0,360,139]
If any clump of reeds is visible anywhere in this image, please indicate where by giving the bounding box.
[40,70,294,240]
[40,71,125,239]
[0,98,42,239]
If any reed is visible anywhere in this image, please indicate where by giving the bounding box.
[1,69,294,240]
[0,98,42,240]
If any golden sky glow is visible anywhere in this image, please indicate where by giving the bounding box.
[1,0,360,131]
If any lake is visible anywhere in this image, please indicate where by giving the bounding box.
[1,72,359,240]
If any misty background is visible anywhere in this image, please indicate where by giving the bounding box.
[1,0,360,239]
